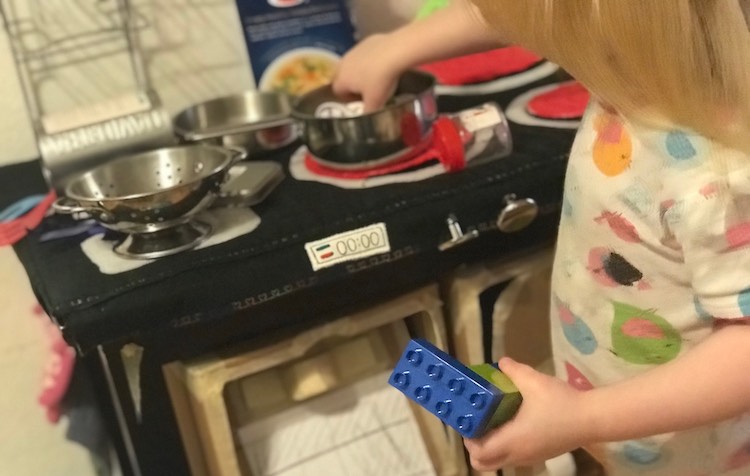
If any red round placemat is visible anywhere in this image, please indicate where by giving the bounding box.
[527,81,590,120]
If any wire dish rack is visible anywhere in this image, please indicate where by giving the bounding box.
[0,0,174,191]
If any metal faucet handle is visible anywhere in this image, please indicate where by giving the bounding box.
[439,214,479,251]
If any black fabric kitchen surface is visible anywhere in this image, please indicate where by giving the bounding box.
[8,73,576,354]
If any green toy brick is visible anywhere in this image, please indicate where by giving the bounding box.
[470,363,523,430]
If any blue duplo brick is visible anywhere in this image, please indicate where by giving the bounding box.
[389,338,522,438]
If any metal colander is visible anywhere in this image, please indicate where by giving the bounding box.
[54,144,245,235]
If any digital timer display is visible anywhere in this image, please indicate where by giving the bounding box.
[305,223,391,271]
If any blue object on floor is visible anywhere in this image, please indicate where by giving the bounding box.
[0,194,46,222]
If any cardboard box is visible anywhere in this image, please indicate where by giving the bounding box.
[235,0,356,95]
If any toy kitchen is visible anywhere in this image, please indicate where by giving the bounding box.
[0,0,588,475]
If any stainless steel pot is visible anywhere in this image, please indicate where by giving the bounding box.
[291,70,439,169]
[173,92,298,158]
[53,144,246,235]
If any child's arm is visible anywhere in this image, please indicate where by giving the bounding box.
[463,324,750,470]
[332,0,503,111]
[585,323,750,440]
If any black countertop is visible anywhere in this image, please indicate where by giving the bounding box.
[8,71,576,357]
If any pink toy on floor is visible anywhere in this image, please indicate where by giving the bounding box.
[33,304,75,423]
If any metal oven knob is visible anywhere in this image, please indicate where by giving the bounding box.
[497,194,539,233]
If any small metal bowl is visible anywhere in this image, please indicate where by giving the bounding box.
[53,144,245,235]
[173,92,298,158]
[291,70,439,169]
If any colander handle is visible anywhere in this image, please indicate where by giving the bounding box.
[52,197,96,215]
[224,145,248,164]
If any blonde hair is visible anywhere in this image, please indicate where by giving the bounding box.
[469,0,750,152]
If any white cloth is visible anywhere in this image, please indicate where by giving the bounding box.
[81,208,260,274]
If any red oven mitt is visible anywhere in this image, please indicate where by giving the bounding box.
[418,46,544,86]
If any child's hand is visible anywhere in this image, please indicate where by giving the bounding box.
[463,357,593,471]
[332,1,500,112]
[332,34,407,112]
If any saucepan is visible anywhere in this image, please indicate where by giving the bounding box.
[291,70,439,169]
[173,92,298,158]
[52,144,246,235]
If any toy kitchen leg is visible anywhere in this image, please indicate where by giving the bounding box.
[90,345,143,476]
[88,342,194,476]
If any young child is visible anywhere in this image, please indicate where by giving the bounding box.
[335,1,750,474]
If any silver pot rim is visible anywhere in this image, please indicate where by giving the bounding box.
[290,70,437,122]
[173,91,295,142]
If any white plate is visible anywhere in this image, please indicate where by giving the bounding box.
[259,47,341,95]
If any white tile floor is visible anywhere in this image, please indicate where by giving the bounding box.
[0,247,96,476]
